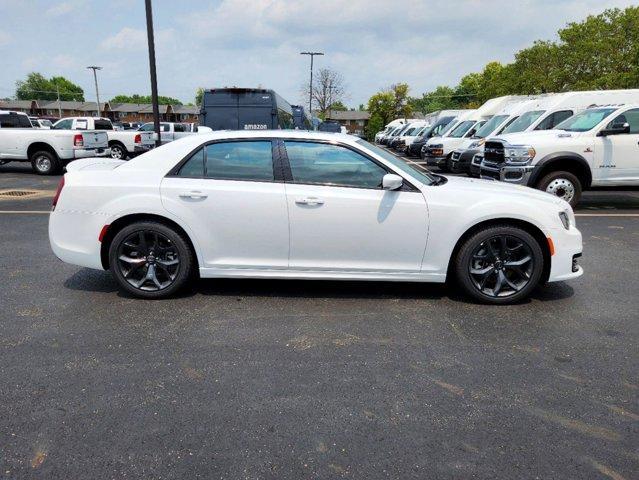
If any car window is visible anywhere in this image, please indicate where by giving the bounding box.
[139,123,154,132]
[94,119,113,130]
[605,108,639,134]
[174,123,186,133]
[53,118,73,130]
[162,124,170,132]
[0,113,17,128]
[75,119,88,130]
[502,110,545,134]
[203,141,274,181]
[285,141,387,189]
[534,110,574,130]
[178,148,205,177]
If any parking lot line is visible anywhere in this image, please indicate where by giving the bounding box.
[0,210,50,214]
[575,213,639,217]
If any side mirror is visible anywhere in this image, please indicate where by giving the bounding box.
[382,173,403,190]
[599,122,630,136]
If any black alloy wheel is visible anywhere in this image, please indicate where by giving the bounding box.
[109,221,194,298]
[455,226,544,304]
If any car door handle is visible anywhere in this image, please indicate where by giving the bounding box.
[295,196,324,206]
[179,191,207,200]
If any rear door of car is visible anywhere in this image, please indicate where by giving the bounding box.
[160,138,290,270]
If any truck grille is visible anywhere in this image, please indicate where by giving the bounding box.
[484,141,505,164]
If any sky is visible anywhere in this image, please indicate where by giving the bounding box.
[0,0,636,108]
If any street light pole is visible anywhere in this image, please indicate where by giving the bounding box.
[86,66,102,116]
[145,0,161,147]
[300,51,323,122]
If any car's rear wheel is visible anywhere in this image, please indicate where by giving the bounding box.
[109,142,127,160]
[30,150,60,175]
[109,221,194,299]
[536,171,582,207]
[454,225,544,304]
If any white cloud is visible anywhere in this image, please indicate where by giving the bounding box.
[45,1,80,17]
[100,27,175,51]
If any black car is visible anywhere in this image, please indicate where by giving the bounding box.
[449,147,481,174]
[407,116,455,157]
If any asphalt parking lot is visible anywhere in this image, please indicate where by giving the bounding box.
[1,162,638,479]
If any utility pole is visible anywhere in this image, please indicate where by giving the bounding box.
[300,51,323,122]
[86,66,102,117]
[145,0,161,147]
[56,85,62,118]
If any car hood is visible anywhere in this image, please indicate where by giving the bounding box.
[438,174,566,207]
[490,129,575,145]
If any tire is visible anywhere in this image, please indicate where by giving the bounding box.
[109,221,195,299]
[30,150,60,175]
[536,171,582,208]
[109,142,127,160]
[454,225,544,305]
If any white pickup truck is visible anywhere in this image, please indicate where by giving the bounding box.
[480,104,639,206]
[53,117,155,160]
[0,110,110,175]
[138,122,213,144]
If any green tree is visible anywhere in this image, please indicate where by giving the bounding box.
[557,7,639,89]
[328,100,348,111]
[194,88,204,106]
[365,113,384,141]
[16,72,84,101]
[109,94,182,105]
[367,90,396,126]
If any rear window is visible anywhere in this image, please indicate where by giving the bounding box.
[94,119,113,130]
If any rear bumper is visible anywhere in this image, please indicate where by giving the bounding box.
[133,144,154,155]
[72,147,111,160]
[49,209,105,270]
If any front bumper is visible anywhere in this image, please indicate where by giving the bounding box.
[73,147,111,159]
[425,155,448,167]
[548,226,583,282]
[450,148,479,173]
[480,162,534,184]
[469,153,482,176]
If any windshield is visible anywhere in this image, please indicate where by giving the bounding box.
[439,119,458,136]
[356,139,436,186]
[474,115,508,138]
[502,110,545,134]
[555,108,617,132]
[448,120,475,138]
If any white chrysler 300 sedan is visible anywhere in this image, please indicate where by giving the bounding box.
[49,131,583,304]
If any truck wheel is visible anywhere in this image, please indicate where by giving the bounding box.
[30,150,60,175]
[109,143,127,160]
[536,171,582,207]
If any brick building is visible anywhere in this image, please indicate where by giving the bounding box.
[324,110,371,135]
[0,99,199,123]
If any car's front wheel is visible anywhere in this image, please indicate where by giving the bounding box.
[109,221,195,299]
[454,225,544,304]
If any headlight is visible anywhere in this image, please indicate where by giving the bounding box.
[504,145,536,165]
[468,139,486,149]
[558,210,570,229]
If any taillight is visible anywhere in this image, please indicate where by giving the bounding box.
[52,176,65,210]
[73,134,84,147]
[134,134,141,144]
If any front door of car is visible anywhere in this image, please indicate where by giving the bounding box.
[160,139,289,270]
[280,140,428,272]
[595,108,639,183]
